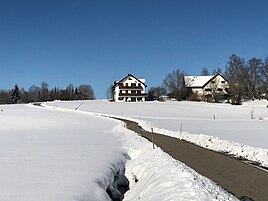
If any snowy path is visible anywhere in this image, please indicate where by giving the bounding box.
[120,118,268,201]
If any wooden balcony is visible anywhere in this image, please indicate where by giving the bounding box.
[119,92,147,97]
[119,85,143,90]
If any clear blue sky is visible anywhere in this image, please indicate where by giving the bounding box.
[1,0,268,99]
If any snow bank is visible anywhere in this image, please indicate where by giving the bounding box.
[110,124,238,201]
[139,123,268,168]
[0,104,128,201]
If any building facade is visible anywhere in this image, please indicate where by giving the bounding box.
[184,73,229,102]
[112,74,147,102]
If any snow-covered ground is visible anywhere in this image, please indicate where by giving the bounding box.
[46,100,268,168]
[38,99,268,200]
[0,101,240,200]
[0,104,128,201]
[111,124,237,201]
[4,100,268,200]
[44,102,238,200]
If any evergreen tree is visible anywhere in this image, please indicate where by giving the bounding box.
[10,84,21,104]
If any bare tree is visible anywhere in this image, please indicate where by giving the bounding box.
[0,89,11,104]
[28,85,40,102]
[76,84,95,100]
[106,84,114,100]
[260,57,268,99]
[40,82,49,101]
[247,58,263,100]
[20,87,30,103]
[163,69,186,100]
[225,54,248,104]
[147,86,167,101]
[212,66,222,75]
[201,67,210,76]
[66,84,75,100]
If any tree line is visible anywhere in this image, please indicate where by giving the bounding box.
[0,82,95,104]
[148,54,268,105]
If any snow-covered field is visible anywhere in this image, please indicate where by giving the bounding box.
[0,104,128,201]
[47,100,268,168]
[3,100,268,200]
[44,102,238,200]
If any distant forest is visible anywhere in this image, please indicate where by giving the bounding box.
[0,82,95,104]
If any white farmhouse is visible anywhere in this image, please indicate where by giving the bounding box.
[112,74,147,102]
[184,73,229,102]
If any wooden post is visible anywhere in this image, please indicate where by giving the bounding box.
[180,123,183,133]
[75,101,84,110]
[151,128,155,149]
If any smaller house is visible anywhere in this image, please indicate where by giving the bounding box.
[112,74,147,102]
[184,73,229,102]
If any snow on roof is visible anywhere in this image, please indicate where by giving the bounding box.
[139,78,145,83]
[184,75,214,87]
[114,74,146,86]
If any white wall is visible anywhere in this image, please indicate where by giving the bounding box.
[113,75,146,102]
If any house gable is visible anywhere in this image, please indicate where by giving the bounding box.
[185,73,228,89]
[202,73,228,88]
[115,74,147,87]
